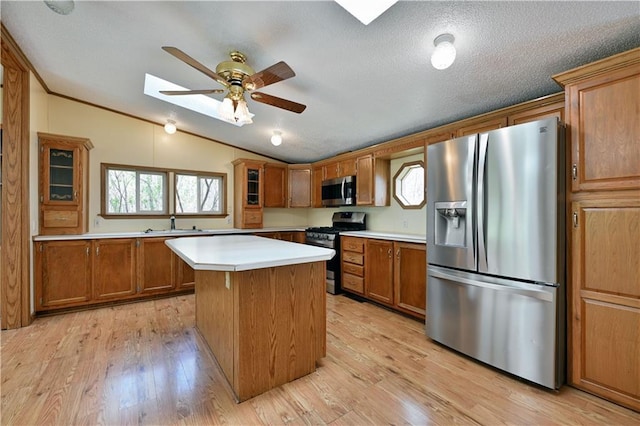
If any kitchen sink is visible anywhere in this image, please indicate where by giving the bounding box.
[143,228,203,234]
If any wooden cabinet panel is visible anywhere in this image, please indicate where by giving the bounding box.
[342,273,364,294]
[233,159,265,228]
[311,166,323,208]
[35,240,91,310]
[356,155,373,205]
[356,155,390,206]
[571,198,640,411]
[365,239,394,305]
[338,158,357,177]
[456,117,507,137]
[264,163,287,208]
[288,166,311,208]
[507,101,564,126]
[323,162,340,180]
[138,237,175,293]
[342,236,364,253]
[342,251,363,265]
[341,236,366,296]
[93,239,137,300]
[394,242,426,319]
[175,257,195,289]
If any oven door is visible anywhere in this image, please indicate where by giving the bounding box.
[305,236,340,294]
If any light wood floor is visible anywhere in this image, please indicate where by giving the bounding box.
[1,294,638,425]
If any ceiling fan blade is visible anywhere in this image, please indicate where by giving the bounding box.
[162,46,229,88]
[251,92,306,114]
[160,89,224,95]
[244,61,295,90]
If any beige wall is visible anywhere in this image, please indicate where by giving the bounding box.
[307,153,426,235]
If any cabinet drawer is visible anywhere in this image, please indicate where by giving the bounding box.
[342,251,364,265]
[243,210,263,224]
[43,210,79,228]
[343,273,364,294]
[343,262,364,277]
[342,237,364,253]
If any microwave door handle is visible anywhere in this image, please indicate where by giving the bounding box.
[341,178,346,201]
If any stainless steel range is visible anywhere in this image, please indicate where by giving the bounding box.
[306,212,366,294]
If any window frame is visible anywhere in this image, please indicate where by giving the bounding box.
[100,163,228,218]
[392,160,426,209]
[173,170,227,217]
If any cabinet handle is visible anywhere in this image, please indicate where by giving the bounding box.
[96,246,100,256]
[74,191,78,201]
[572,212,578,228]
[86,247,89,256]
[396,249,400,259]
[387,248,392,258]
[571,164,577,181]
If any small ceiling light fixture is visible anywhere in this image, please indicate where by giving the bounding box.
[164,120,177,134]
[431,33,456,70]
[335,0,398,25]
[44,0,75,15]
[270,130,283,146]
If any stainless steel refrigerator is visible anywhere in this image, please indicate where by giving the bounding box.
[426,117,565,389]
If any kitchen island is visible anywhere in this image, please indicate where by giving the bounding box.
[166,235,335,402]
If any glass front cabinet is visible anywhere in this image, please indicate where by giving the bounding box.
[232,158,265,229]
[38,132,93,235]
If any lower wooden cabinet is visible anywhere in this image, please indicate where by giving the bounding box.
[255,231,305,243]
[570,198,640,411]
[34,236,195,313]
[93,238,137,300]
[35,240,92,310]
[342,236,426,319]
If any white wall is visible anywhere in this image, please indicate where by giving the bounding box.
[307,153,426,236]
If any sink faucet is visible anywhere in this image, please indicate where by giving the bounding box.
[170,215,176,230]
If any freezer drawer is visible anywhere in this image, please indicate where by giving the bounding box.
[426,265,564,389]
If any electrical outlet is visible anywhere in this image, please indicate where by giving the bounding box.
[94,216,100,227]
[226,216,232,225]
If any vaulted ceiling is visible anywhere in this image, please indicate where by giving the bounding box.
[2,1,639,163]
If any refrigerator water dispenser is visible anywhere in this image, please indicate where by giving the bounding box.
[434,201,467,248]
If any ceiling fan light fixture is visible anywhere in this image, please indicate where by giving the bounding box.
[271,130,283,146]
[219,97,236,122]
[431,33,456,70]
[164,119,177,134]
[234,98,253,125]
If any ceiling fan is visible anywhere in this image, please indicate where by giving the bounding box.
[160,47,306,124]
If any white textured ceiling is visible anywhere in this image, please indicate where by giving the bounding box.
[2,1,639,163]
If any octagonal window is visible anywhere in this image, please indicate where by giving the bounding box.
[393,160,425,209]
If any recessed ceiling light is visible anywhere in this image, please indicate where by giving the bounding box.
[44,0,75,15]
[334,0,398,25]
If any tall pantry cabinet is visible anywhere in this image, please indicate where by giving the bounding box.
[553,47,640,411]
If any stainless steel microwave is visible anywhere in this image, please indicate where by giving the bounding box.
[321,176,356,206]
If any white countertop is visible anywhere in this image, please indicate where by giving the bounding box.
[32,227,306,241]
[339,231,426,244]
[165,234,335,272]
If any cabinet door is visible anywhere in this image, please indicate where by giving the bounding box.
[570,199,640,411]
[175,256,195,289]
[35,240,91,310]
[138,238,175,293]
[394,242,426,319]
[93,239,137,300]
[456,116,507,137]
[566,68,640,192]
[41,142,80,206]
[338,158,357,177]
[264,163,287,207]
[288,167,311,208]
[507,101,564,126]
[356,155,374,205]
[323,162,340,180]
[365,239,394,305]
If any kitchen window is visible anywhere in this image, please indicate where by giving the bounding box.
[101,163,227,218]
[393,160,425,209]
[102,164,169,216]
[175,172,225,216]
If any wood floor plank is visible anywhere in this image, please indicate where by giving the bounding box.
[1,293,639,425]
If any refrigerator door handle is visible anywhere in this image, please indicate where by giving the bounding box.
[477,133,488,270]
[428,265,554,302]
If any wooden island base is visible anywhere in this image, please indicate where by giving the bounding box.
[195,261,326,402]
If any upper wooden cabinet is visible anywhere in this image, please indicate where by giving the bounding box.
[232,159,265,228]
[356,154,390,206]
[311,166,324,208]
[456,117,507,137]
[553,48,640,192]
[38,132,93,235]
[264,163,288,208]
[288,165,311,208]
[507,100,565,126]
[323,157,357,180]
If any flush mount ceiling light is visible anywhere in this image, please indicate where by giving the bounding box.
[271,130,283,146]
[335,0,398,25]
[431,33,457,70]
[164,120,177,134]
[44,0,75,15]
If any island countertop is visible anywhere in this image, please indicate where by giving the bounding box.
[166,234,335,272]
